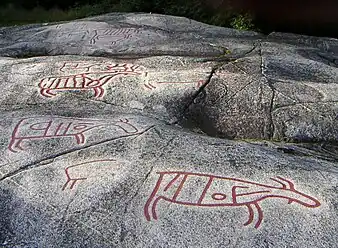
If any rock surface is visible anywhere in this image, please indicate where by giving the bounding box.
[0,13,337,248]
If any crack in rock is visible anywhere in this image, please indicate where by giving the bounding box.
[266,79,276,140]
[0,126,154,181]
[118,136,176,245]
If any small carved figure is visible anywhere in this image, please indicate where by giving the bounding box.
[62,159,116,190]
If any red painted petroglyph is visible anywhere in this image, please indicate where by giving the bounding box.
[39,62,144,98]
[8,117,139,152]
[62,159,116,190]
[144,171,321,228]
[89,28,141,45]
[144,80,205,90]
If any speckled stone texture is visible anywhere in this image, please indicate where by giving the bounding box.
[0,13,337,248]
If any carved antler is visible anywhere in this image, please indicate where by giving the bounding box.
[276,176,295,190]
[270,177,287,189]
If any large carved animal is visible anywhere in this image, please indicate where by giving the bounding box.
[144,171,321,228]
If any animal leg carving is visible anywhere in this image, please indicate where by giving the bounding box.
[151,197,163,220]
[144,174,164,221]
[40,89,56,98]
[74,133,86,144]
[244,204,254,226]
[93,86,104,98]
[244,203,263,228]
[62,178,87,190]
[8,139,24,153]
[253,202,263,228]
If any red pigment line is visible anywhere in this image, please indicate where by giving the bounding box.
[277,176,295,190]
[70,179,78,190]
[50,77,58,84]
[144,84,155,90]
[62,181,70,191]
[270,178,287,189]
[253,203,263,229]
[160,197,241,208]
[151,197,162,220]
[62,122,72,135]
[244,204,254,226]
[164,174,181,191]
[54,78,62,89]
[54,122,64,136]
[97,86,104,97]
[144,174,164,221]
[59,62,68,72]
[63,77,70,88]
[68,76,77,88]
[197,176,214,204]
[42,121,52,136]
[235,190,271,197]
[232,186,248,204]
[93,87,103,98]
[10,119,25,139]
[74,133,85,144]
[156,171,287,189]
[172,175,188,201]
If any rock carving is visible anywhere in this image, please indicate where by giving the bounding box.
[89,28,141,45]
[8,117,138,152]
[39,62,144,98]
[54,26,142,45]
[144,171,321,228]
[62,159,116,190]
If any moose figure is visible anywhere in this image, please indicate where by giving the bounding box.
[144,171,321,228]
[39,62,144,98]
[8,117,139,152]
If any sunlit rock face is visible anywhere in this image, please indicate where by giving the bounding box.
[0,13,337,248]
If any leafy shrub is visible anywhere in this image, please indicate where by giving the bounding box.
[0,0,256,32]
[230,13,255,31]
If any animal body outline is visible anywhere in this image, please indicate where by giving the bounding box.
[62,159,116,190]
[39,63,144,98]
[8,117,139,153]
[89,27,141,45]
[144,171,321,228]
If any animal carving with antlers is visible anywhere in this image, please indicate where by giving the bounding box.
[144,171,321,228]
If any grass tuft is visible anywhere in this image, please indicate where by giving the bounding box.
[0,1,256,32]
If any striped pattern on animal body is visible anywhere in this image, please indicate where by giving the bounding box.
[38,63,144,98]
[89,28,141,45]
[8,117,139,152]
[144,171,321,228]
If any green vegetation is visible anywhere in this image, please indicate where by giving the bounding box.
[0,3,108,26]
[0,0,257,31]
[230,13,255,31]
